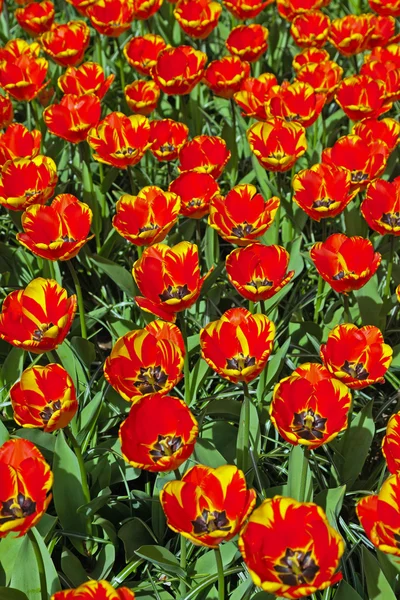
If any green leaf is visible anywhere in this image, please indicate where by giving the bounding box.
[0,420,9,445]
[257,337,291,403]
[0,588,29,600]
[0,535,24,585]
[70,337,96,368]
[191,542,238,578]
[236,397,261,480]
[56,340,88,392]
[135,545,185,578]
[204,227,219,271]
[0,348,24,401]
[362,547,397,600]
[194,438,227,468]
[314,485,346,529]
[334,580,363,600]
[118,518,158,562]
[90,255,136,297]
[53,431,90,555]
[30,528,60,596]
[287,446,313,502]
[61,547,88,587]
[354,276,385,329]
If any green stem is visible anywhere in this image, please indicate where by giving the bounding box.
[179,312,190,405]
[384,235,395,299]
[214,545,225,600]
[128,166,138,195]
[66,426,91,505]
[342,294,351,323]
[298,447,310,502]
[96,31,103,69]
[179,535,188,597]
[28,529,47,600]
[313,276,323,323]
[241,381,251,474]
[116,37,126,96]
[248,300,254,314]
[67,260,87,339]
[174,469,181,480]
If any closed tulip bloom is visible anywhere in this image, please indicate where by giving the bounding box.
[133,0,163,19]
[179,135,230,178]
[368,0,400,16]
[133,241,211,322]
[204,56,250,99]
[200,307,275,384]
[320,323,392,390]
[124,80,160,116]
[322,134,388,189]
[169,171,219,219]
[310,233,381,294]
[174,0,222,39]
[17,193,94,260]
[277,0,324,21]
[0,39,41,61]
[10,363,77,432]
[234,73,278,120]
[0,54,48,102]
[366,14,396,48]
[336,75,391,121]
[292,163,356,221]
[223,0,274,20]
[149,119,189,162]
[226,243,294,301]
[104,321,185,402]
[112,186,180,245]
[52,581,136,600]
[40,21,90,67]
[361,60,400,103]
[0,155,57,211]
[271,363,352,448]
[86,0,134,36]
[290,10,330,47]
[43,93,101,144]
[357,474,400,556]
[0,123,41,167]
[209,184,280,245]
[160,464,256,547]
[382,412,400,474]
[226,24,269,62]
[239,496,344,598]
[353,118,400,153]
[152,46,207,96]
[329,14,373,56]
[362,177,400,236]
[248,118,307,172]
[0,94,13,129]
[0,438,53,538]
[0,278,76,353]
[16,1,55,37]
[58,61,114,98]
[296,61,343,102]
[267,80,325,128]
[119,394,198,471]
[65,0,96,15]
[123,34,168,76]
[292,47,330,71]
[364,43,400,67]
[87,112,151,169]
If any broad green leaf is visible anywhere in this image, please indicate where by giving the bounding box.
[362,547,397,600]
[0,420,9,445]
[334,580,363,600]
[194,438,227,468]
[118,518,157,562]
[354,276,385,329]
[204,227,219,271]
[315,485,346,529]
[61,547,88,587]
[287,445,313,502]
[135,545,186,578]
[236,397,261,480]
[191,541,238,578]
[70,337,96,368]
[90,255,136,297]
[257,337,291,403]
[0,535,24,586]
[30,527,60,596]
[0,348,24,401]
[56,340,88,392]
[0,589,29,600]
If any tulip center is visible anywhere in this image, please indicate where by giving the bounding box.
[268,151,287,160]
[247,277,273,290]
[332,269,355,281]
[159,284,190,302]
[351,171,368,183]
[291,408,327,441]
[312,198,335,209]
[135,365,168,394]
[381,212,400,228]
[138,222,159,234]
[191,509,231,535]
[149,434,182,462]
[285,114,301,122]
[39,400,62,423]
[159,143,176,154]
[115,147,137,156]
[0,493,36,523]
[274,548,319,586]
[32,322,54,341]
[226,352,256,371]
[342,360,369,380]
[25,189,40,200]
[231,222,256,238]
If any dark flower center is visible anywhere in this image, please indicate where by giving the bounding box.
[246,277,273,290]
[231,221,256,238]
[25,189,40,199]
[351,171,368,183]
[32,322,54,341]
[342,360,369,380]
[159,143,176,153]
[332,269,355,280]
[0,494,36,523]
[191,509,231,535]
[39,400,62,423]
[226,352,256,371]
[274,548,320,586]
[115,147,137,156]
[291,408,327,441]
[188,198,203,207]
[285,114,301,122]
[312,198,335,209]
[138,222,159,234]
[381,212,400,228]
[159,284,190,302]
[134,365,168,394]
[149,434,182,462]
[268,151,286,160]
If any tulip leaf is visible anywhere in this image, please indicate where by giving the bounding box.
[362,547,397,600]
[236,396,261,481]
[0,419,9,445]
[257,337,291,403]
[205,227,220,271]
[118,517,158,562]
[70,337,96,368]
[0,347,24,401]
[0,588,29,600]
[354,276,385,329]
[90,254,137,297]
[287,445,313,502]
[53,430,91,555]
[315,485,346,529]
[334,580,363,600]
[56,340,88,392]
[61,547,89,587]
[134,545,186,578]
[331,400,375,489]
[191,541,238,578]
[194,438,227,468]
[0,535,24,586]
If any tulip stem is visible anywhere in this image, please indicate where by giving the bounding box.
[116,37,126,99]
[214,545,225,600]
[384,235,395,299]
[298,448,310,503]
[342,294,351,323]
[66,426,91,505]
[179,312,191,405]
[313,276,324,323]
[28,529,47,600]
[179,535,188,597]
[67,260,87,339]
[241,381,251,475]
